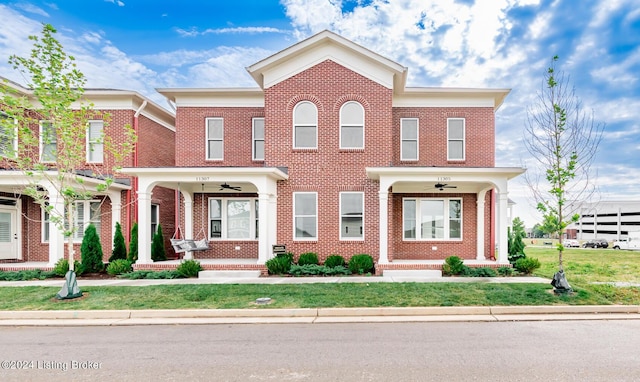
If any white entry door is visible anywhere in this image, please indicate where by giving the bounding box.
[0,208,18,260]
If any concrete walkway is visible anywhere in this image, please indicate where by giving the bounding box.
[2,276,640,325]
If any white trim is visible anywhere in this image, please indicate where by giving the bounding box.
[293,192,318,241]
[400,118,419,161]
[86,120,104,164]
[339,101,364,150]
[402,197,463,241]
[208,197,258,241]
[205,117,224,161]
[252,117,265,161]
[293,101,318,149]
[339,192,364,241]
[447,118,465,161]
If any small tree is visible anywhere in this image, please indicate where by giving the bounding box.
[151,223,167,262]
[508,217,527,264]
[1,24,136,298]
[109,222,127,262]
[128,222,138,263]
[523,56,604,293]
[81,224,104,273]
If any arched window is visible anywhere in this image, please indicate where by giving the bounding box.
[340,101,364,149]
[293,101,317,149]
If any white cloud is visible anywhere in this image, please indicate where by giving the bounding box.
[175,26,289,37]
[104,0,125,6]
[14,3,50,17]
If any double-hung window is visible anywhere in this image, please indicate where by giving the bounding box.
[150,204,159,239]
[293,102,317,149]
[43,201,101,242]
[400,118,418,161]
[293,192,317,240]
[403,198,462,240]
[447,118,465,161]
[208,198,259,240]
[0,114,17,158]
[252,117,264,160]
[206,117,223,160]
[340,101,364,149]
[87,120,104,163]
[40,121,57,162]
[340,192,364,240]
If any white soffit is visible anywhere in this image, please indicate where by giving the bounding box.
[157,88,265,108]
[247,30,407,91]
[394,88,511,110]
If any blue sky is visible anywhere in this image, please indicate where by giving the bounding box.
[1,0,639,226]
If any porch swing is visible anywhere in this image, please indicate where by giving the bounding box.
[170,184,210,254]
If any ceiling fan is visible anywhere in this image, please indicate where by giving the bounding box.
[219,182,242,191]
[434,183,457,191]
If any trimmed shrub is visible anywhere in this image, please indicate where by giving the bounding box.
[128,222,138,263]
[497,266,514,276]
[81,224,104,273]
[348,254,374,275]
[324,254,346,268]
[289,264,351,276]
[109,222,127,262]
[298,252,319,266]
[119,270,179,279]
[466,267,497,277]
[176,260,203,278]
[515,257,541,274]
[106,259,132,275]
[266,255,293,275]
[0,269,55,281]
[52,258,84,276]
[151,224,167,262]
[508,252,526,265]
[442,256,466,276]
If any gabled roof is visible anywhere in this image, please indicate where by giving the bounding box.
[246,30,408,91]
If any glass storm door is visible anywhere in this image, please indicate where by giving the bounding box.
[0,209,17,259]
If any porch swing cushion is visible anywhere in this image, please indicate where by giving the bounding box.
[171,238,210,253]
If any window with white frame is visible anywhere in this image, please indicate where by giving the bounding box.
[40,121,57,162]
[208,198,259,240]
[403,198,462,240]
[43,201,101,242]
[206,117,224,160]
[150,204,159,239]
[447,118,465,161]
[252,117,264,160]
[293,192,317,240]
[340,192,363,239]
[0,114,17,158]
[400,118,418,161]
[293,101,317,149]
[340,101,364,149]
[87,120,104,163]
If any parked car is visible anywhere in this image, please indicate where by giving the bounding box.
[613,236,640,250]
[582,239,609,248]
[564,239,580,248]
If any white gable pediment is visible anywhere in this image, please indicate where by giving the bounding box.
[247,30,407,91]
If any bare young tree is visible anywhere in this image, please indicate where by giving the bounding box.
[523,56,604,293]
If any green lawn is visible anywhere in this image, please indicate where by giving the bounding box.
[0,246,638,311]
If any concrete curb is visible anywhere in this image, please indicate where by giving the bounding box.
[0,305,638,326]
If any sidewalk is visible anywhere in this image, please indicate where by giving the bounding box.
[1,276,639,326]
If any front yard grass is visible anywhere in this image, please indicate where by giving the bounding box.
[0,246,638,310]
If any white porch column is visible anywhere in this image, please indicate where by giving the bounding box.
[257,192,270,264]
[182,192,194,260]
[378,191,389,264]
[136,189,152,264]
[108,190,122,251]
[497,191,509,264]
[476,189,488,260]
[45,185,65,267]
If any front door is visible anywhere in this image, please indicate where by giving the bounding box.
[0,207,18,260]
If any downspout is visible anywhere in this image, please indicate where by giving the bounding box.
[490,189,496,261]
[130,100,148,242]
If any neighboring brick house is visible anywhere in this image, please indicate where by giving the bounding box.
[124,30,524,270]
[0,78,176,267]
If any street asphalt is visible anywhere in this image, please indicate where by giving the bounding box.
[1,275,639,326]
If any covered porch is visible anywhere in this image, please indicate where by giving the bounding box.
[366,166,525,267]
[119,167,288,266]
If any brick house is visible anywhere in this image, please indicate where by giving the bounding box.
[123,30,524,271]
[0,78,176,268]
